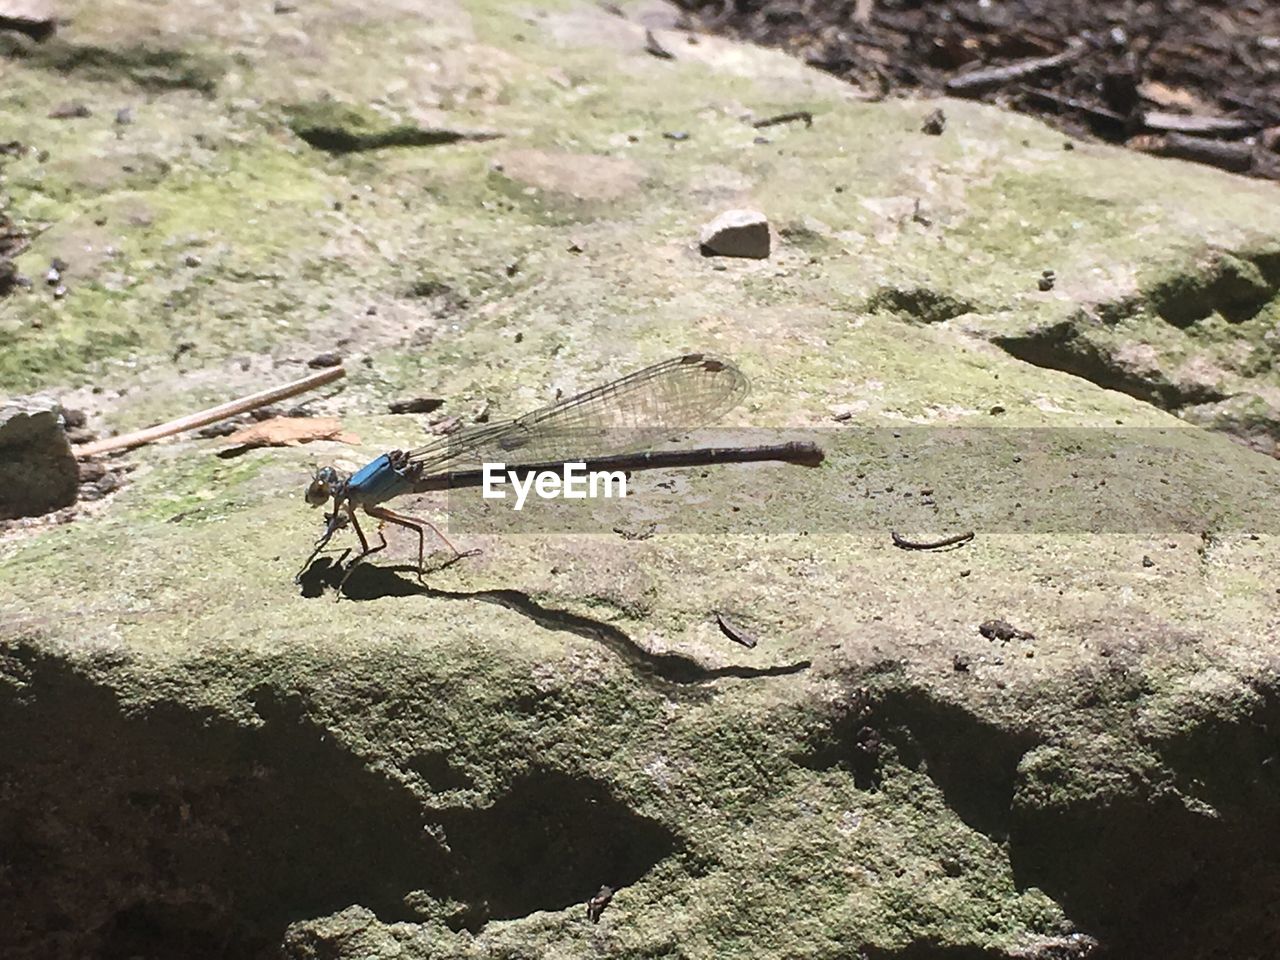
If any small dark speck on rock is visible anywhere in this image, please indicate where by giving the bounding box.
[1142,555,1154,567]
[53,285,68,299]
[663,131,690,141]
[989,405,1005,415]
[921,108,946,135]
[953,653,971,672]
[1038,275,1055,291]
[366,305,377,315]
[1063,141,1075,150]
[49,102,92,120]
[308,351,343,369]
[183,253,202,267]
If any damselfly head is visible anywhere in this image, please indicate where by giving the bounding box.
[305,466,345,507]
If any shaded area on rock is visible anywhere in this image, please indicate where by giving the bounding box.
[0,396,78,520]
[0,645,681,957]
[1010,678,1280,957]
[0,0,56,41]
[699,209,771,259]
[284,101,500,155]
[797,672,1038,839]
[0,34,222,93]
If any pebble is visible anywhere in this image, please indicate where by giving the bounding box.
[699,209,771,259]
[307,351,343,369]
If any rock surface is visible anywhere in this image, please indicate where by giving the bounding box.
[0,396,78,519]
[1,1,1280,959]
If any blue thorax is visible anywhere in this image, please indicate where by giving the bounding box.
[345,454,412,507]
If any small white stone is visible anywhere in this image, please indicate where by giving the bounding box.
[699,209,770,259]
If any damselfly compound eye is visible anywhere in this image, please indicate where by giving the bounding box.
[304,476,330,506]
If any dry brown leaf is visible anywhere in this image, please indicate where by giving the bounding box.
[222,416,360,449]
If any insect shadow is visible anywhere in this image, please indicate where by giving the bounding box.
[296,555,466,601]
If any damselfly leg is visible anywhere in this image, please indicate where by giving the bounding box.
[333,505,476,595]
